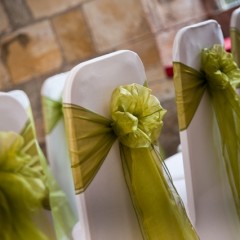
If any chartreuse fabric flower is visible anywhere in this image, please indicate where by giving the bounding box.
[63,83,199,240]
[174,44,240,218]
[0,130,50,240]
[0,115,76,239]
[111,84,164,148]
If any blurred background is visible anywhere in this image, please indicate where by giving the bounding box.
[0,0,239,157]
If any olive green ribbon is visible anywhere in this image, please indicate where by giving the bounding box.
[41,82,150,135]
[42,96,63,134]
[230,28,240,67]
[63,83,199,240]
[0,128,51,240]
[0,113,76,240]
[42,85,166,160]
[174,44,240,217]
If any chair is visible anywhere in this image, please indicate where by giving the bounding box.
[62,50,197,239]
[173,19,240,239]
[230,7,240,66]
[0,90,56,239]
[41,72,78,218]
[63,51,145,240]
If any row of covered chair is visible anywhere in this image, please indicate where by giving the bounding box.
[41,13,240,239]
[1,8,240,240]
[42,50,193,239]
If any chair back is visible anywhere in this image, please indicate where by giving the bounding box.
[0,90,29,132]
[230,7,240,66]
[0,90,56,239]
[173,20,240,239]
[63,50,146,240]
[41,72,78,217]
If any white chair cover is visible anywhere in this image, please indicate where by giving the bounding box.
[230,7,240,33]
[63,50,145,240]
[173,20,240,239]
[0,90,56,239]
[41,72,78,218]
[230,7,240,67]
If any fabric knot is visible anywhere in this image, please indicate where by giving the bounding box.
[0,132,46,209]
[111,83,166,148]
[0,131,49,239]
[201,44,240,90]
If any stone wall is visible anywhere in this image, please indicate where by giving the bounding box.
[0,0,238,156]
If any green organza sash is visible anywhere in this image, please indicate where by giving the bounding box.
[174,44,240,217]
[0,127,51,240]
[41,83,149,135]
[0,113,76,239]
[63,83,199,240]
[42,91,166,162]
[230,28,240,67]
[42,96,63,134]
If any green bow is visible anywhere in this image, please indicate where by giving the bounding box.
[63,83,199,240]
[0,123,52,240]
[174,44,240,218]
[0,113,77,240]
